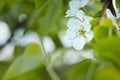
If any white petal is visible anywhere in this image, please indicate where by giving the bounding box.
[66,28,77,39]
[67,18,81,28]
[66,9,78,17]
[84,16,93,22]
[82,21,91,31]
[69,0,81,9]
[106,9,119,30]
[69,0,89,9]
[73,37,86,50]
[76,10,84,20]
[85,31,94,42]
[106,9,115,20]
[116,11,120,18]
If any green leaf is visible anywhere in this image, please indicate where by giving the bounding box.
[84,0,102,17]
[0,62,11,80]
[94,10,102,18]
[116,0,120,12]
[3,43,45,80]
[94,26,109,42]
[94,18,117,42]
[66,59,98,80]
[14,46,25,57]
[90,18,99,29]
[43,0,63,35]
[0,0,6,14]
[34,0,47,9]
[100,18,114,28]
[95,37,120,67]
[94,64,120,80]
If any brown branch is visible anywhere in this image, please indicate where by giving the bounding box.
[97,0,116,24]
[101,0,116,17]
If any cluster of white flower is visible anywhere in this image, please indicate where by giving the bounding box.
[66,0,94,50]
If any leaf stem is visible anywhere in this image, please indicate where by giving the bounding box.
[108,27,113,37]
[46,64,61,80]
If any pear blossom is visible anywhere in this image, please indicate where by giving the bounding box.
[66,0,93,50]
[66,18,93,50]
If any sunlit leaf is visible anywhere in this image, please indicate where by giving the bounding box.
[100,18,114,28]
[3,43,45,80]
[94,18,117,42]
[94,26,109,42]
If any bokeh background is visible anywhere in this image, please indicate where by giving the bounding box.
[0,0,120,80]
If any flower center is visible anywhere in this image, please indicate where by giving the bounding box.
[78,29,86,38]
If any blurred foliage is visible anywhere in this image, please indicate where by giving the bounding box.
[0,0,120,80]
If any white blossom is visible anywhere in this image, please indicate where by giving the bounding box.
[69,0,89,10]
[66,0,93,50]
[66,18,93,50]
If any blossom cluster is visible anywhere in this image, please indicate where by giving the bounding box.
[66,0,94,50]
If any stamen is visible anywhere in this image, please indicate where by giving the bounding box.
[78,29,86,38]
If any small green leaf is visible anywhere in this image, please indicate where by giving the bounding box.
[94,26,109,42]
[94,18,117,42]
[66,59,98,80]
[94,10,102,18]
[90,18,99,29]
[100,18,114,28]
[3,43,45,80]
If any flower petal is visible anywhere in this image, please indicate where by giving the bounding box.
[66,9,78,17]
[69,0,89,9]
[67,18,81,28]
[84,16,93,22]
[73,37,86,50]
[106,9,119,30]
[76,10,84,20]
[82,21,91,31]
[66,28,77,39]
[69,0,81,9]
[85,31,94,42]
[106,9,115,20]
